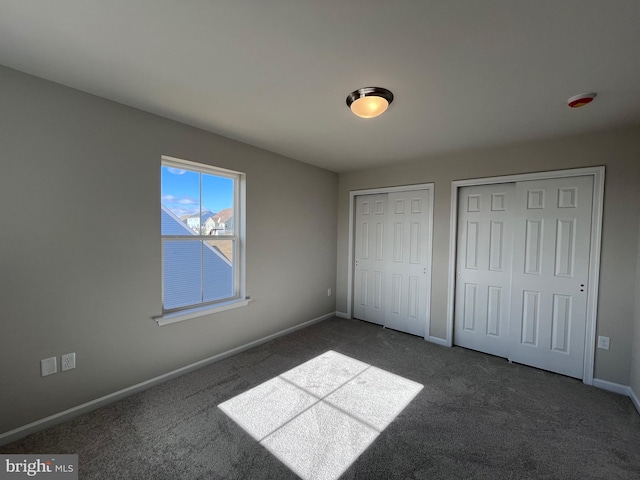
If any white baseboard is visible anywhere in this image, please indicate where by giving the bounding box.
[426,335,449,347]
[568,378,640,417]
[592,378,640,415]
[0,311,337,446]
[335,311,350,319]
[592,378,631,396]
[630,387,640,415]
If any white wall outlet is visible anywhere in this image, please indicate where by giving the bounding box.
[327,288,332,297]
[597,336,610,350]
[41,357,57,377]
[61,352,76,371]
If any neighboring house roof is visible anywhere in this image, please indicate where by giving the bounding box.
[161,205,233,310]
[188,211,216,223]
[162,204,196,235]
[200,211,216,223]
[185,211,217,228]
[214,208,233,224]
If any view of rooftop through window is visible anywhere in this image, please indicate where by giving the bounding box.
[161,162,237,311]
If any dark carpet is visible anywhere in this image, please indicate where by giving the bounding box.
[2,317,639,479]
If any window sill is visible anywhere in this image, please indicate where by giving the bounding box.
[154,298,252,326]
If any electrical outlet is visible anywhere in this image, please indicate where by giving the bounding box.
[597,336,610,350]
[327,288,332,297]
[61,352,76,371]
[41,357,57,377]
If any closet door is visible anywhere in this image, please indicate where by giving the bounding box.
[454,184,515,357]
[508,176,594,378]
[353,189,433,336]
[454,175,595,379]
[353,194,387,325]
[383,190,431,337]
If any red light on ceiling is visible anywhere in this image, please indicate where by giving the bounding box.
[567,92,597,108]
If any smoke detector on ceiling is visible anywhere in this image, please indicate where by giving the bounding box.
[567,92,597,108]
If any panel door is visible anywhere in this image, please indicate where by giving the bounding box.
[353,194,387,325]
[509,176,593,378]
[454,184,515,357]
[383,190,431,337]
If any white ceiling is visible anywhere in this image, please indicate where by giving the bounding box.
[1,1,639,173]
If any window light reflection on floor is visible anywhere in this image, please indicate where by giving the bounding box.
[218,350,423,480]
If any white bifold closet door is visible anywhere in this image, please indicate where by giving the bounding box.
[454,183,516,359]
[353,190,431,337]
[455,176,594,379]
[354,194,387,326]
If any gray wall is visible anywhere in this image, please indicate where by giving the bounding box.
[0,66,338,435]
[337,127,640,385]
[631,218,640,400]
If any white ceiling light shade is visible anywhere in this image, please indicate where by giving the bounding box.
[346,87,394,118]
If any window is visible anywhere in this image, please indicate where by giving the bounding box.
[159,156,246,321]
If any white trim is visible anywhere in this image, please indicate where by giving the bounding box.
[347,183,435,340]
[162,155,244,179]
[0,312,337,446]
[583,168,605,385]
[447,166,605,385]
[154,298,252,326]
[592,379,639,415]
[592,378,631,396]
[446,183,458,348]
[630,386,640,415]
[426,336,449,347]
[335,311,351,319]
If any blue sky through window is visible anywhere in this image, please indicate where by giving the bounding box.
[161,166,234,218]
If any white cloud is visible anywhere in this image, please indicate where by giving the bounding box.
[167,167,187,175]
[162,194,197,206]
[171,206,199,217]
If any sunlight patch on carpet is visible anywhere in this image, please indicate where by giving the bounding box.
[218,350,423,480]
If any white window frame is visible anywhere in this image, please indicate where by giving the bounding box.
[154,156,248,326]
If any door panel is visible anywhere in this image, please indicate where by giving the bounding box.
[509,176,593,378]
[454,184,515,357]
[383,190,430,337]
[354,194,387,325]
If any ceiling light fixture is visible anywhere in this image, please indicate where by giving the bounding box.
[346,87,394,118]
